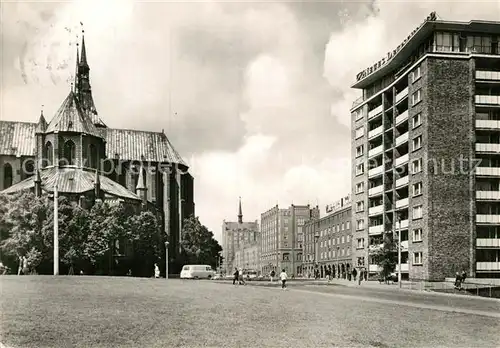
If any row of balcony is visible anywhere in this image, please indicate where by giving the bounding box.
[476,143,500,153]
[475,95,500,105]
[477,238,500,248]
[367,88,410,120]
[476,70,500,81]
[368,220,409,235]
[368,263,500,272]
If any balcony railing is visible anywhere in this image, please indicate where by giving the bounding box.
[368,145,383,158]
[368,165,384,178]
[476,191,500,200]
[395,175,409,188]
[368,104,383,119]
[369,264,380,272]
[368,224,384,235]
[476,143,500,153]
[352,95,364,109]
[368,185,384,196]
[475,95,500,105]
[395,153,409,167]
[369,204,384,216]
[476,262,500,271]
[477,214,500,224]
[396,197,409,209]
[400,241,409,251]
[400,219,409,228]
[395,263,409,272]
[395,132,409,147]
[476,238,500,248]
[368,125,383,139]
[395,110,409,125]
[476,120,500,130]
[476,70,500,81]
[476,167,500,176]
[395,87,409,103]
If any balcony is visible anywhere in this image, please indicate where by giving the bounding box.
[476,70,500,81]
[476,143,500,153]
[476,262,500,271]
[395,175,409,188]
[395,263,409,272]
[396,197,409,209]
[477,238,500,248]
[476,167,500,176]
[395,110,409,125]
[475,95,500,105]
[369,243,383,251]
[395,154,409,167]
[400,219,409,228]
[368,125,383,139]
[476,120,500,130]
[396,87,409,103]
[368,145,383,158]
[395,132,409,147]
[369,264,380,272]
[368,104,383,119]
[368,165,384,178]
[368,224,384,235]
[477,214,500,224]
[476,191,500,200]
[400,241,409,251]
[369,185,384,197]
[369,204,384,216]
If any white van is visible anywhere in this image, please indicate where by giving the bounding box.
[180,265,215,279]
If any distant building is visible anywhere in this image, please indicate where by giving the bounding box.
[303,195,352,278]
[260,204,319,277]
[221,198,259,274]
[350,13,500,279]
[234,241,261,273]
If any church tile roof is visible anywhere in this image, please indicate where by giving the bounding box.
[45,91,102,138]
[0,121,36,157]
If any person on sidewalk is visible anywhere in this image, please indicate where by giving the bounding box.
[280,269,288,290]
[270,270,275,282]
[154,263,160,278]
[352,268,357,281]
[233,268,239,285]
[461,270,467,284]
[454,272,462,290]
[238,268,246,285]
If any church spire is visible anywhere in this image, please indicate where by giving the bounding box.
[74,41,79,92]
[238,196,243,224]
[80,32,88,68]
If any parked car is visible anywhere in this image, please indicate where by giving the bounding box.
[180,265,216,279]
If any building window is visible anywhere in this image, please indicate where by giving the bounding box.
[63,140,76,166]
[411,65,422,82]
[356,219,364,230]
[412,113,422,128]
[355,163,364,176]
[413,228,423,242]
[355,182,364,194]
[413,205,423,220]
[354,109,364,121]
[356,145,364,157]
[3,163,13,189]
[411,89,422,106]
[346,221,350,229]
[44,141,53,167]
[89,144,98,169]
[356,201,364,212]
[341,236,345,244]
[412,158,422,174]
[355,126,365,139]
[283,253,290,261]
[413,252,423,265]
[413,182,423,196]
[412,135,422,151]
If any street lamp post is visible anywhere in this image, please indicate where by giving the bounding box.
[165,241,169,279]
[396,216,402,289]
[314,233,319,275]
[53,183,59,276]
[336,246,340,279]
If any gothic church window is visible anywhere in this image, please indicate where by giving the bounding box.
[89,144,98,169]
[44,141,53,167]
[63,140,76,166]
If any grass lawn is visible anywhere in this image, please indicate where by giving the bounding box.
[1,276,498,348]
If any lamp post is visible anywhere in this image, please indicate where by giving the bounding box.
[165,241,169,279]
[314,233,319,270]
[336,246,340,279]
[397,216,402,289]
[53,182,59,276]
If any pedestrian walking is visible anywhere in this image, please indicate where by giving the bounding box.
[233,268,239,285]
[270,270,275,282]
[358,269,362,285]
[461,270,467,284]
[280,269,288,290]
[352,268,358,281]
[238,268,246,285]
[454,272,462,290]
[154,263,160,278]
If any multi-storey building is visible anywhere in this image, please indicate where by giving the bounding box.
[221,198,259,275]
[351,12,500,280]
[303,195,352,278]
[234,240,261,273]
[260,204,319,277]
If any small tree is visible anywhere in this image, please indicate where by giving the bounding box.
[372,234,397,281]
[130,210,160,277]
[180,216,222,269]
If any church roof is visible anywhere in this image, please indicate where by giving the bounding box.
[0,121,36,157]
[45,91,102,138]
[1,167,141,201]
[0,121,187,165]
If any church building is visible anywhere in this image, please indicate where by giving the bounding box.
[0,33,195,275]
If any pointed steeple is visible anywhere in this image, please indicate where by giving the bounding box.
[80,32,88,68]
[136,165,147,205]
[35,107,47,134]
[238,196,243,224]
[74,42,80,92]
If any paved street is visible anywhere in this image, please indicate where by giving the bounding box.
[1,276,499,347]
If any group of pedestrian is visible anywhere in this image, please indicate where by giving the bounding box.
[267,269,288,289]
[233,267,246,285]
[454,270,467,290]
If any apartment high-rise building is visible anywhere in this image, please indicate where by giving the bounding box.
[260,204,319,276]
[303,195,352,278]
[351,13,500,280]
[221,198,259,275]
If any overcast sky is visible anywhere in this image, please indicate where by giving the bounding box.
[1,0,499,241]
